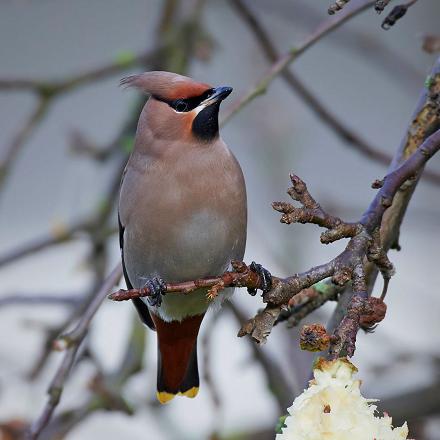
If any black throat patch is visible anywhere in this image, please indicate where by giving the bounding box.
[192,101,220,142]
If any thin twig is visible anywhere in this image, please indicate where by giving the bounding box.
[27,264,122,440]
[0,51,162,95]
[0,218,94,269]
[0,294,81,308]
[239,127,440,345]
[0,49,164,193]
[227,301,296,412]
[201,313,222,438]
[27,317,144,440]
[0,99,49,191]
[221,0,375,125]
[276,284,341,328]
[381,0,419,30]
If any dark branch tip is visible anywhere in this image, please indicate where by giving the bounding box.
[371,178,384,189]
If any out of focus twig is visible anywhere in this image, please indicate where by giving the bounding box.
[328,0,352,15]
[0,99,49,191]
[0,50,163,193]
[35,314,146,440]
[231,0,440,186]
[227,302,295,412]
[374,0,392,13]
[0,218,99,269]
[201,313,222,438]
[381,0,419,30]
[221,0,375,125]
[328,0,420,29]
[0,51,162,94]
[0,294,81,308]
[422,34,440,54]
[27,264,122,440]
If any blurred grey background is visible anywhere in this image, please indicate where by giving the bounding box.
[1,0,440,439]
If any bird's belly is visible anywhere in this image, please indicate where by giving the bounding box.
[125,208,240,286]
[166,209,233,279]
[124,208,240,322]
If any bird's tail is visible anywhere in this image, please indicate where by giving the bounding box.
[151,313,205,404]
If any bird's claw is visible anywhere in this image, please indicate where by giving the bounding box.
[247,261,272,296]
[145,277,167,307]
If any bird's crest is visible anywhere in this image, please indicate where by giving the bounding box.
[120,71,211,101]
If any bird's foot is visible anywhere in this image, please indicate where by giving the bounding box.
[144,277,167,307]
[247,261,272,296]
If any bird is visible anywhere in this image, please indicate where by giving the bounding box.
[118,71,248,404]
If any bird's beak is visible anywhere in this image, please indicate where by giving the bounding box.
[202,86,233,107]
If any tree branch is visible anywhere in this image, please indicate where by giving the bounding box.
[238,127,440,345]
[328,58,440,340]
[108,260,266,301]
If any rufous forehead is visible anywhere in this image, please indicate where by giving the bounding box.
[164,81,212,100]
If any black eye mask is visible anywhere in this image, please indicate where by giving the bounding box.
[154,89,215,112]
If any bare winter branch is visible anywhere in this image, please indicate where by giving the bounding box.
[239,127,440,345]
[108,260,268,302]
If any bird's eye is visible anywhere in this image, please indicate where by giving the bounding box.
[174,100,188,112]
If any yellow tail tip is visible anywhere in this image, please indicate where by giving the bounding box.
[179,387,199,399]
[156,387,199,404]
[157,391,175,404]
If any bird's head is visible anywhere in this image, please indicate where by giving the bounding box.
[121,71,232,143]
